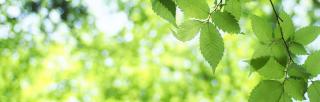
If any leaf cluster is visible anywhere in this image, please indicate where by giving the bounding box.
[151,0,320,101]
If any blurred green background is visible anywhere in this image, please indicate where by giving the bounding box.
[0,0,319,101]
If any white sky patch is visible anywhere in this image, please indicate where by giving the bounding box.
[85,0,129,37]
[104,57,114,67]
[20,14,41,34]
[306,36,320,52]
[7,5,20,18]
[49,9,62,23]
[282,0,296,14]
[0,0,5,4]
[314,9,320,17]
[0,24,11,39]
[292,0,313,27]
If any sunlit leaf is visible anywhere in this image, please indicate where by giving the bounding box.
[289,42,307,55]
[212,11,240,33]
[225,0,241,20]
[274,11,295,40]
[279,92,292,102]
[308,81,320,102]
[174,20,202,41]
[284,78,307,100]
[288,63,309,79]
[176,0,209,19]
[304,51,320,76]
[151,0,177,26]
[200,23,224,73]
[293,26,320,45]
[251,15,273,43]
[249,80,283,102]
[257,57,285,79]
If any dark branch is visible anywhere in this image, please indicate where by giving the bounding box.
[269,0,293,62]
[269,0,283,22]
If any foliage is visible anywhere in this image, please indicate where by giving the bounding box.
[0,0,319,101]
[0,0,256,101]
[152,0,320,101]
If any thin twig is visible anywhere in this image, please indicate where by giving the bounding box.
[269,0,293,81]
[269,0,293,62]
[209,0,223,15]
[269,0,283,22]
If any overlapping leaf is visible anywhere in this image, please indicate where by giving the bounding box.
[284,78,307,100]
[279,92,292,102]
[174,20,202,41]
[176,0,209,19]
[225,0,241,20]
[251,15,273,43]
[293,26,320,45]
[249,80,283,102]
[308,81,320,102]
[250,42,288,69]
[151,0,177,26]
[304,51,320,76]
[257,57,285,79]
[212,11,240,33]
[288,63,309,79]
[250,44,271,70]
[274,11,295,40]
[289,42,307,55]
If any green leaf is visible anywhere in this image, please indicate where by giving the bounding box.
[151,0,177,26]
[289,42,307,55]
[274,11,295,40]
[284,78,307,100]
[270,41,288,66]
[212,11,240,33]
[304,51,320,76]
[250,41,288,68]
[251,44,271,59]
[293,26,320,45]
[308,81,320,102]
[174,20,202,41]
[251,15,273,43]
[200,23,224,73]
[176,0,209,19]
[250,56,270,71]
[279,92,292,102]
[257,57,285,79]
[249,80,283,102]
[225,0,241,20]
[288,63,309,79]
[250,41,287,70]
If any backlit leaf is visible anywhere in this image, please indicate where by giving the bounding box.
[225,0,241,20]
[251,15,273,43]
[249,80,283,102]
[293,26,320,45]
[289,42,307,55]
[176,0,209,19]
[308,81,320,102]
[284,78,307,100]
[274,11,295,40]
[212,11,240,33]
[200,23,224,73]
[152,0,177,26]
[257,57,285,79]
[174,20,202,41]
[288,63,309,79]
[304,51,320,76]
